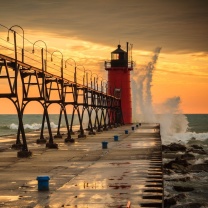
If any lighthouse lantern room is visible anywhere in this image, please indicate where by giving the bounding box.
[105,43,133,124]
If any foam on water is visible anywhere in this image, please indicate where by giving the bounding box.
[161,132,208,145]
[194,158,207,165]
[9,122,59,130]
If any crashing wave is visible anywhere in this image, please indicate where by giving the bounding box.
[9,122,59,130]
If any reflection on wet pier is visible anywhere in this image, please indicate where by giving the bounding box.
[0,123,163,207]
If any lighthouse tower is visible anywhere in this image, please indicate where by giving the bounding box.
[105,43,133,124]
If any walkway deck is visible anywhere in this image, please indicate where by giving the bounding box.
[0,124,163,208]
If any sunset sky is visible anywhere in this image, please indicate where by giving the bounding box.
[0,0,208,114]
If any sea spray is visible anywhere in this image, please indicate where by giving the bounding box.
[132,47,161,123]
[155,96,188,136]
[132,47,189,138]
[132,67,146,122]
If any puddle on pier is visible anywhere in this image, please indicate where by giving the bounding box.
[72,181,107,190]
[118,141,157,148]
[109,162,131,166]
[0,196,19,202]
[109,184,131,189]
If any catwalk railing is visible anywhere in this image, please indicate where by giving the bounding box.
[0,24,124,157]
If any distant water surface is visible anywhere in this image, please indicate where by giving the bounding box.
[0,114,207,137]
[186,114,208,133]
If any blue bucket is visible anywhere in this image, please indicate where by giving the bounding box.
[36,176,50,191]
[125,130,128,134]
[132,126,135,130]
[114,135,119,141]
[102,141,108,149]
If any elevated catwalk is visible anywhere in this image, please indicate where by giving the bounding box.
[0,123,163,207]
[0,25,124,157]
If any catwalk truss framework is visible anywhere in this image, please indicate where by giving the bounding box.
[0,28,124,157]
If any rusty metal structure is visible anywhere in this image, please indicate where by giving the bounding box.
[0,24,123,157]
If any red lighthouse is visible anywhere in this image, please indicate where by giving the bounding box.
[105,43,133,124]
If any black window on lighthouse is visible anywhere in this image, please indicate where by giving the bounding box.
[111,44,127,67]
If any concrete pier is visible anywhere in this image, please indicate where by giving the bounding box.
[0,124,163,207]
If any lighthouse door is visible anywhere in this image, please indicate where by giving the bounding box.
[114,88,121,98]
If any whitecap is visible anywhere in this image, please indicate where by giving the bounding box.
[24,123,42,130]
[194,157,208,165]
[9,123,18,130]
[50,122,58,129]
[162,132,208,145]
[9,122,59,130]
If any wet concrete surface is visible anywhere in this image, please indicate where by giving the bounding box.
[0,124,163,207]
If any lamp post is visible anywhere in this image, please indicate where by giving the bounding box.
[7,25,25,62]
[32,40,48,72]
[92,73,98,90]
[97,76,103,92]
[77,64,86,86]
[85,70,92,88]
[65,58,77,83]
[102,79,108,94]
[51,50,64,79]
[51,50,64,101]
